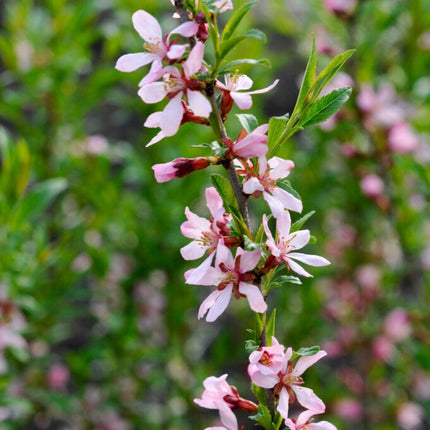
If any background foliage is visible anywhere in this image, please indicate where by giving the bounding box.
[0,0,429,429]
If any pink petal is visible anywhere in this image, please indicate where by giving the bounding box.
[167,44,187,60]
[160,93,183,135]
[277,387,290,419]
[132,10,162,42]
[231,92,253,110]
[285,257,313,277]
[181,207,211,237]
[288,253,331,267]
[234,75,253,91]
[237,248,262,272]
[186,259,220,285]
[144,111,162,128]
[215,243,234,270]
[172,21,199,37]
[296,409,320,427]
[276,211,292,237]
[187,90,212,117]
[293,350,327,376]
[239,283,267,313]
[115,52,156,72]
[268,157,294,180]
[183,41,204,78]
[146,130,166,147]
[263,192,289,219]
[248,366,279,388]
[288,229,310,250]
[205,286,233,322]
[292,385,326,414]
[311,421,338,430]
[243,177,264,195]
[246,79,279,95]
[206,187,224,217]
[271,187,303,213]
[138,61,164,86]
[198,290,221,320]
[180,241,207,260]
[138,82,168,103]
[218,401,238,429]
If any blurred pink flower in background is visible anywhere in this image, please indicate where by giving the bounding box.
[360,174,384,198]
[332,398,363,421]
[383,308,411,342]
[388,122,420,154]
[323,0,357,16]
[396,402,426,430]
[47,364,70,390]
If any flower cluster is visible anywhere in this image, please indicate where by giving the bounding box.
[115,2,345,429]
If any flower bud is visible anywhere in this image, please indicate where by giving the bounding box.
[153,157,213,183]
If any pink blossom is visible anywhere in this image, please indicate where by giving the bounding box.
[323,0,357,16]
[47,364,70,390]
[263,213,330,277]
[248,340,327,419]
[242,156,303,218]
[360,174,384,198]
[217,74,279,110]
[383,308,411,342]
[180,187,234,284]
[285,409,337,430]
[115,10,198,85]
[396,402,426,430]
[194,374,239,429]
[139,42,211,146]
[248,337,285,377]
[152,157,210,183]
[372,335,394,362]
[185,244,267,322]
[332,398,363,421]
[388,122,420,154]
[227,124,269,159]
[357,83,406,130]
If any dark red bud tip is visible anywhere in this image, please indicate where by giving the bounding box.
[173,157,210,178]
[236,398,259,413]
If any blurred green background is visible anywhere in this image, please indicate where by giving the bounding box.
[0,0,429,429]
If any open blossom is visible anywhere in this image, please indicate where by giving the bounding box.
[115,10,198,85]
[285,409,337,430]
[242,156,303,218]
[195,374,257,430]
[388,122,420,154]
[217,74,279,111]
[224,124,269,159]
[181,187,235,284]
[248,338,327,419]
[263,213,330,277]
[185,243,267,322]
[139,42,211,146]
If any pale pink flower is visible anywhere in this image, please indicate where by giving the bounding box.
[285,409,337,430]
[185,244,267,322]
[357,83,406,130]
[194,374,239,430]
[152,157,210,183]
[360,174,384,198]
[396,402,426,430]
[388,122,420,154]
[47,364,70,390]
[372,335,394,362]
[383,308,411,342]
[248,340,327,419]
[242,156,302,218]
[217,74,279,110]
[263,213,330,277]
[139,42,211,146]
[323,0,357,15]
[115,10,198,85]
[332,398,363,421]
[248,336,285,376]
[180,187,233,284]
[228,124,269,158]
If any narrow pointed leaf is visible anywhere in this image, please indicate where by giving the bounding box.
[218,58,271,74]
[295,35,317,111]
[221,1,257,42]
[290,210,315,232]
[210,173,238,210]
[219,29,267,60]
[310,49,355,100]
[299,86,352,128]
[266,309,276,345]
[267,114,289,154]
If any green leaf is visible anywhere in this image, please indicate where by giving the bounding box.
[243,235,262,251]
[266,309,276,344]
[275,275,302,286]
[221,1,257,42]
[245,338,259,353]
[210,173,238,209]
[219,29,266,60]
[299,86,352,128]
[277,179,302,202]
[291,210,315,232]
[267,114,289,154]
[11,178,68,226]
[236,113,258,134]
[295,34,317,112]
[294,345,320,357]
[218,58,271,74]
[251,384,268,408]
[249,404,272,429]
[310,49,355,101]
[254,312,265,343]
